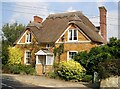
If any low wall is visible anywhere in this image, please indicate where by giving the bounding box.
[100,76,120,88]
[36,64,53,75]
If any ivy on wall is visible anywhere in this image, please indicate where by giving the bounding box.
[54,43,64,63]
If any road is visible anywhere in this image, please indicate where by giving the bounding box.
[2,78,82,89]
[1,77,57,89]
[1,74,92,89]
[2,77,38,89]
[1,78,88,89]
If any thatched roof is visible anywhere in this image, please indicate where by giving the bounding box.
[14,11,104,44]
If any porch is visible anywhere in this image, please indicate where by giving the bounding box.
[35,50,54,75]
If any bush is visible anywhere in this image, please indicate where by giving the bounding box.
[9,64,21,74]
[47,72,59,79]
[98,59,120,79]
[8,47,22,65]
[56,60,86,81]
[82,75,93,82]
[23,65,36,75]
[2,64,36,75]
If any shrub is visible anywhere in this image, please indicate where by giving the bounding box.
[23,65,36,75]
[47,72,59,79]
[82,75,93,82]
[2,64,36,75]
[98,59,120,79]
[8,47,22,65]
[56,60,86,81]
[9,64,21,74]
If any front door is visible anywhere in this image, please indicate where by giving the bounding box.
[39,55,46,74]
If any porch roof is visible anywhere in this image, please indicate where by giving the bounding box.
[35,49,53,56]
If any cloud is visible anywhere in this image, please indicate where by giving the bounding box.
[9,2,49,25]
[67,7,76,12]
[96,1,106,7]
[2,0,119,2]
[107,10,118,39]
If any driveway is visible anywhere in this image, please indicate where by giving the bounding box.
[2,74,91,88]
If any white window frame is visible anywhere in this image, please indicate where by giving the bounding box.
[67,51,78,61]
[68,29,78,42]
[46,44,50,48]
[26,32,32,43]
[24,50,31,65]
[46,55,54,65]
[36,55,41,64]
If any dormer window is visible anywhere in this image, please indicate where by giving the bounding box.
[26,32,32,43]
[46,44,50,48]
[68,29,78,41]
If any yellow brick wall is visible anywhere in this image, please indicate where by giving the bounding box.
[36,64,53,75]
[36,64,43,75]
[58,24,89,43]
[19,30,37,44]
[55,42,98,62]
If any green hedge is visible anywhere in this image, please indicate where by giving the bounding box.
[98,59,120,79]
[2,64,36,75]
[82,75,93,82]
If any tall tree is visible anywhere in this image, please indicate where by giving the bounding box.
[2,22,25,46]
[2,22,25,65]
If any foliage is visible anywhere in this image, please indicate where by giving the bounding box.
[98,59,120,79]
[2,22,25,65]
[2,64,36,75]
[2,40,9,65]
[74,51,89,68]
[56,60,86,81]
[17,38,41,67]
[47,72,59,79]
[2,22,25,46]
[82,75,93,82]
[73,37,120,75]
[8,47,22,65]
[54,44,64,63]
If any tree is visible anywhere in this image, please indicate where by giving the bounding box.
[2,22,25,65]
[74,37,120,75]
[2,22,25,46]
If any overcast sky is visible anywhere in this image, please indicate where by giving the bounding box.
[1,0,120,41]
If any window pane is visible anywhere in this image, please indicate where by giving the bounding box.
[26,51,31,64]
[29,33,32,42]
[26,33,29,42]
[69,52,77,59]
[47,55,54,65]
[26,33,32,42]
[69,30,72,40]
[74,30,77,40]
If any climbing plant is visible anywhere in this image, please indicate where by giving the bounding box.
[54,43,64,63]
[18,38,40,66]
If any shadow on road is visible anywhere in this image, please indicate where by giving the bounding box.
[2,74,43,89]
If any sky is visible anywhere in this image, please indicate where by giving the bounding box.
[1,0,120,41]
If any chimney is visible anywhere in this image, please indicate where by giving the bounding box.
[34,16,43,23]
[99,6,107,43]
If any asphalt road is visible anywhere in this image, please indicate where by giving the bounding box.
[1,74,92,89]
[2,77,38,89]
[1,78,87,89]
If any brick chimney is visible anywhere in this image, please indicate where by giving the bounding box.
[99,6,107,43]
[34,16,43,23]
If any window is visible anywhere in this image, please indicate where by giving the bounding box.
[68,51,77,60]
[46,44,50,48]
[68,29,78,41]
[25,51,31,64]
[46,55,54,65]
[26,32,32,43]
